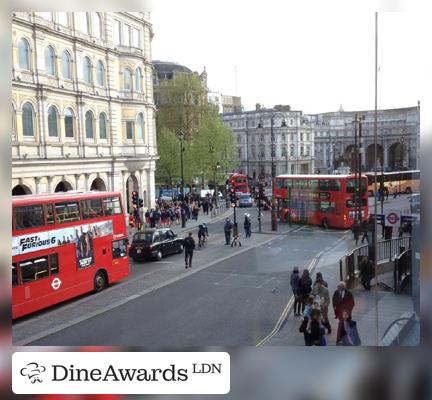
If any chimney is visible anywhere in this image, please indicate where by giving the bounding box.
[255,103,261,111]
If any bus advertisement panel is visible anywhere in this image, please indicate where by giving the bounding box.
[274,174,368,229]
[12,191,129,319]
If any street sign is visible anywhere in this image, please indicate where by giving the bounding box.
[385,210,401,228]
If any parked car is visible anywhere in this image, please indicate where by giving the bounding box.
[409,193,420,214]
[129,228,184,262]
[238,194,253,207]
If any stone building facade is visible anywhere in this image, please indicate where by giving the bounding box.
[222,105,315,179]
[307,104,420,173]
[12,12,158,212]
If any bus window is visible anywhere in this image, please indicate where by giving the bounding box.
[46,204,55,225]
[320,201,336,213]
[329,180,340,191]
[299,180,309,189]
[55,202,80,223]
[112,239,128,258]
[20,257,49,283]
[319,180,330,191]
[276,179,284,189]
[308,201,319,211]
[103,197,122,215]
[81,198,103,219]
[309,180,318,190]
[346,198,367,208]
[49,253,59,275]
[12,263,18,287]
[14,205,44,230]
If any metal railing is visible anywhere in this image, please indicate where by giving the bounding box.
[340,236,411,284]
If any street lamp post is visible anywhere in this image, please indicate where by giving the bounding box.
[258,112,287,231]
[179,129,186,228]
[213,162,221,206]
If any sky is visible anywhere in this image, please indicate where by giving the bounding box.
[150,0,429,114]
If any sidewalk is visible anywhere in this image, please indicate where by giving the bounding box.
[267,230,417,346]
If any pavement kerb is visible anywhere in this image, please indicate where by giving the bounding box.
[17,225,300,346]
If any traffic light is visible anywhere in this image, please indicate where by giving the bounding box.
[229,188,236,205]
[139,198,143,208]
[132,191,138,206]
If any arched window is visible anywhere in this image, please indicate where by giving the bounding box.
[123,68,132,90]
[136,113,144,141]
[45,46,56,76]
[61,50,71,79]
[85,111,94,139]
[22,102,34,136]
[47,106,58,137]
[18,38,30,70]
[96,60,105,86]
[92,13,103,38]
[99,113,107,139]
[135,67,142,92]
[58,12,69,27]
[64,107,74,138]
[83,56,92,83]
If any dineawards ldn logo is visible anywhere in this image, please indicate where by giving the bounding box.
[20,362,47,384]
[12,352,230,395]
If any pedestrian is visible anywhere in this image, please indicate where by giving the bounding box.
[312,277,332,334]
[145,209,150,227]
[128,212,135,231]
[302,295,314,318]
[198,224,206,248]
[290,266,302,316]
[332,281,355,342]
[336,310,362,346]
[224,217,233,245]
[299,308,325,346]
[298,269,312,312]
[244,214,251,238]
[352,219,362,245]
[183,232,195,269]
[393,186,398,199]
[360,219,369,244]
[149,208,155,228]
[358,255,375,290]
[385,188,389,200]
[313,272,328,288]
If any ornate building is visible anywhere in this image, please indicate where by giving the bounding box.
[308,104,420,173]
[222,104,315,179]
[12,12,158,211]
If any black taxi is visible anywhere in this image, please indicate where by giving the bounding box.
[129,228,184,262]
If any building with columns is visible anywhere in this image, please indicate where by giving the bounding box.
[12,12,158,212]
[222,104,315,179]
[307,104,420,173]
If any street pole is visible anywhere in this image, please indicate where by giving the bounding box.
[270,117,277,231]
[246,116,249,178]
[358,116,363,222]
[179,129,186,228]
[353,113,358,220]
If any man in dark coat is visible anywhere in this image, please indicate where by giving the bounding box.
[224,218,233,245]
[358,255,375,290]
[290,266,301,316]
[183,232,195,269]
[360,219,369,243]
[332,281,355,321]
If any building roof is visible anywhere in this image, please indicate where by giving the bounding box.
[153,60,193,75]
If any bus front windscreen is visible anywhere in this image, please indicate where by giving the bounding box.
[346,178,367,193]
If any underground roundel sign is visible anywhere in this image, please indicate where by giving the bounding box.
[385,210,401,227]
[51,277,62,290]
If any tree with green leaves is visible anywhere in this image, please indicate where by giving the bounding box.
[155,127,180,189]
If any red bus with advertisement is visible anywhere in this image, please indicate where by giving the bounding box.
[12,191,129,319]
[274,174,368,229]
[228,173,249,194]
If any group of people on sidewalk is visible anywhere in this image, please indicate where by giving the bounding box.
[290,267,361,346]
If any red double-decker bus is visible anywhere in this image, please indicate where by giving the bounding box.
[229,173,249,194]
[12,191,129,319]
[274,174,368,229]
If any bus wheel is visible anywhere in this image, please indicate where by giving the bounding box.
[94,270,107,292]
[322,218,329,229]
[405,187,412,194]
[155,250,163,261]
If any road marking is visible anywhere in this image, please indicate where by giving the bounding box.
[255,232,349,347]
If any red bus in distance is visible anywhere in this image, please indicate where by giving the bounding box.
[12,191,130,319]
[274,174,368,229]
[229,173,249,194]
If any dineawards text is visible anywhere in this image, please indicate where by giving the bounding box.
[52,364,188,382]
